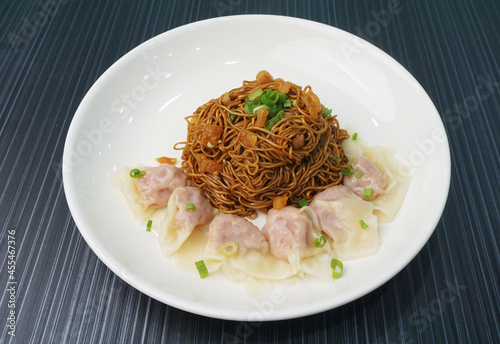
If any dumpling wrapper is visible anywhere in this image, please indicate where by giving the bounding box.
[343,137,411,222]
[112,165,167,232]
[311,186,380,260]
[262,206,335,282]
[203,214,297,281]
[159,186,214,256]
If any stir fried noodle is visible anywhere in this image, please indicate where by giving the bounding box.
[174,71,349,218]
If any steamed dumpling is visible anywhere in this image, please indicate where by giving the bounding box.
[310,185,379,260]
[343,156,388,200]
[343,136,411,222]
[203,214,297,280]
[134,164,187,208]
[207,214,268,254]
[159,186,214,256]
[262,206,334,281]
[112,164,187,224]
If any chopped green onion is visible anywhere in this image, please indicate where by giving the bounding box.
[331,259,343,279]
[322,108,332,117]
[264,112,283,130]
[363,188,373,199]
[356,172,363,179]
[352,132,358,140]
[219,241,239,257]
[245,89,290,128]
[244,100,254,114]
[252,104,268,113]
[359,219,369,229]
[129,168,145,178]
[298,198,309,207]
[186,203,196,212]
[341,164,354,176]
[260,90,280,105]
[314,235,327,248]
[229,113,237,122]
[146,219,152,232]
[330,156,342,164]
[248,88,263,100]
[207,142,215,148]
[195,260,208,279]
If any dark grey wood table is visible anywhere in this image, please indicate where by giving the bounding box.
[1,0,499,343]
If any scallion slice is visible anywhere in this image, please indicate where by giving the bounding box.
[363,188,373,199]
[195,260,209,279]
[248,88,263,100]
[219,241,238,257]
[322,108,332,117]
[331,259,343,279]
[129,168,145,178]
[330,156,342,164]
[298,198,309,207]
[314,235,327,248]
[186,203,196,212]
[359,219,369,229]
[356,172,363,179]
[146,219,152,232]
[341,164,354,176]
[352,132,358,140]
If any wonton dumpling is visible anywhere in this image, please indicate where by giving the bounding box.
[159,186,214,256]
[310,185,379,260]
[343,136,411,222]
[112,165,163,225]
[203,214,297,280]
[362,147,411,222]
[343,156,388,200]
[262,206,334,281]
[134,164,187,208]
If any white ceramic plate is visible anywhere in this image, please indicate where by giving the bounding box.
[63,15,450,321]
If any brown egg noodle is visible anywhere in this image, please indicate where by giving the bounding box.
[174,71,349,218]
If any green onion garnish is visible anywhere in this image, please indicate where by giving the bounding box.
[186,203,196,212]
[245,89,291,130]
[264,112,283,130]
[359,220,369,229]
[331,259,343,279]
[248,88,263,100]
[330,156,342,164]
[129,168,145,178]
[219,241,238,257]
[363,188,373,199]
[341,164,354,176]
[298,198,309,207]
[146,219,152,232]
[356,172,363,179]
[195,260,209,279]
[322,108,332,117]
[314,235,327,248]
[352,132,358,140]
